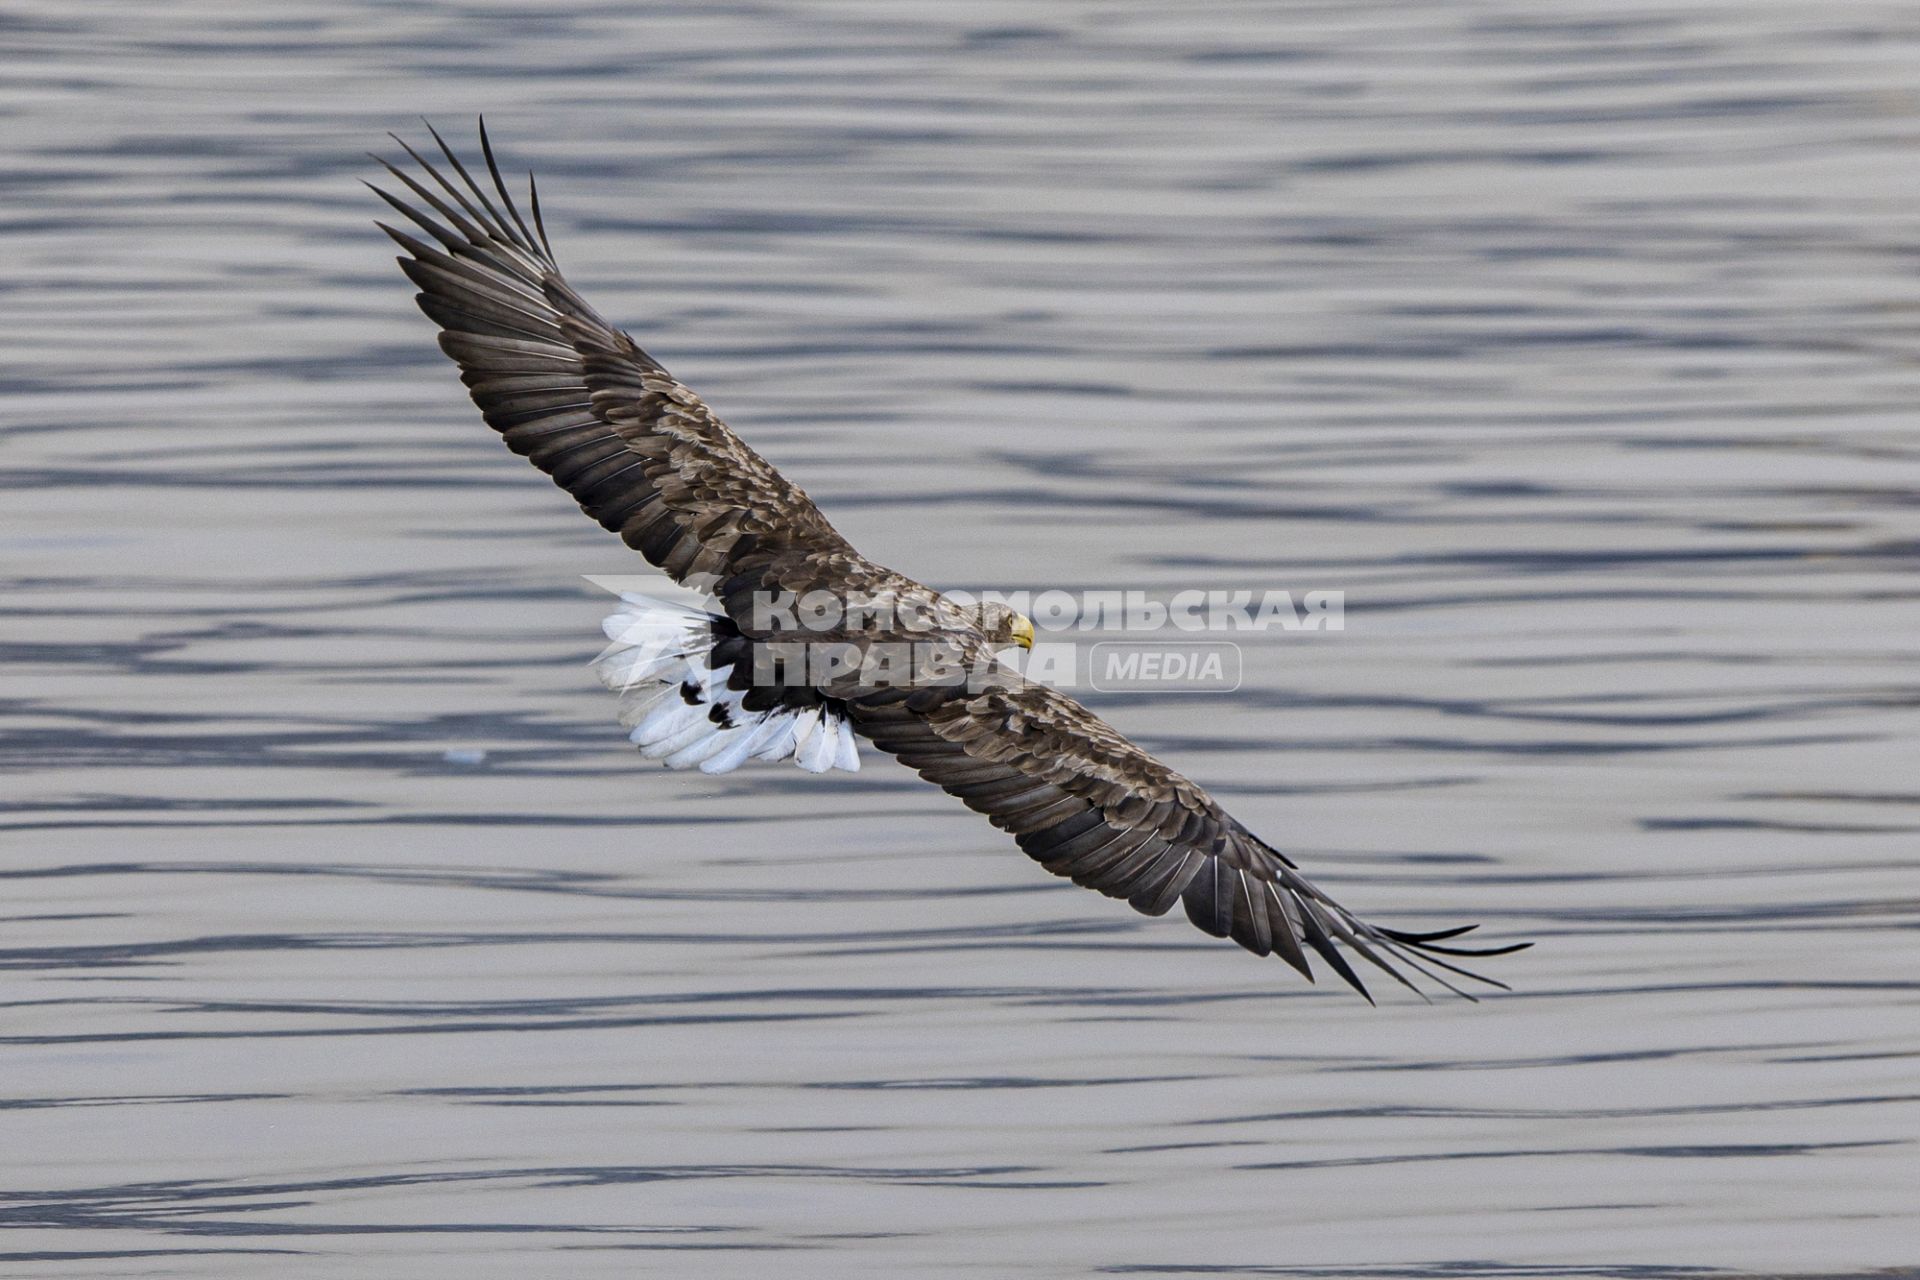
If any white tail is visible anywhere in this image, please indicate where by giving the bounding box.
[591,594,859,776]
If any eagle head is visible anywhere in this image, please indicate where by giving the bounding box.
[965,599,1035,651]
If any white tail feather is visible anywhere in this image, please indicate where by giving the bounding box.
[594,594,859,776]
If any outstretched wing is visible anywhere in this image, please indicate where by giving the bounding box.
[369,123,853,592]
[848,673,1526,1000]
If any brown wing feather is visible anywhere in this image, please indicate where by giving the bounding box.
[849,670,1525,1001]
[370,124,853,599]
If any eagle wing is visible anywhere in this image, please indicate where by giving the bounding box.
[374,125,1526,999]
[370,124,852,597]
[849,672,1522,1000]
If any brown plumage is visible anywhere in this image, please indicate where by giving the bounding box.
[370,122,1528,1000]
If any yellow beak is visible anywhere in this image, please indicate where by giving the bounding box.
[1012,615,1035,651]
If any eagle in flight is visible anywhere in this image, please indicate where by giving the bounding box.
[370,123,1526,1000]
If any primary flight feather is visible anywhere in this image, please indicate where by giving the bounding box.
[370,122,1527,1000]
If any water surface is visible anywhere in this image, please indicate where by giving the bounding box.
[4,2,1919,1275]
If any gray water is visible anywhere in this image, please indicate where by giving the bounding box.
[5,2,1919,1275]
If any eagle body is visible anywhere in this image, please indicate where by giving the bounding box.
[371,124,1525,999]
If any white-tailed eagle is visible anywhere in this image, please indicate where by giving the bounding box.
[370,123,1527,1000]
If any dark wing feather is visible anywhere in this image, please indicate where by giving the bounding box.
[370,123,854,596]
[848,671,1527,1000]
